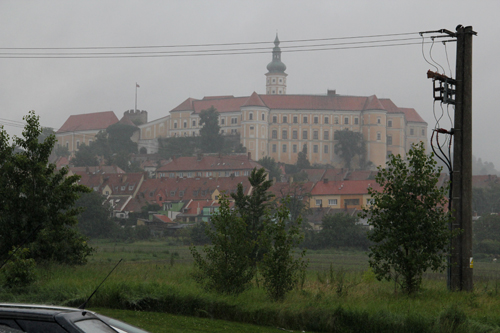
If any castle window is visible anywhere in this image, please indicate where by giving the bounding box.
[302,130,308,140]
[293,144,297,153]
[249,113,253,120]
[184,122,187,128]
[76,141,80,149]
[422,128,425,136]
[377,117,381,124]
[273,79,276,83]
[174,122,177,128]
[293,116,298,123]
[279,78,282,83]
[313,131,318,140]
[282,144,287,153]
[283,116,288,123]
[292,130,298,139]
[410,128,414,135]
[324,131,329,140]
[325,117,329,124]
[273,116,277,123]
[324,145,328,153]
[387,135,393,145]
[231,117,238,124]
[192,120,196,127]
[272,144,277,153]
[377,132,381,141]
[344,117,349,125]
[303,116,308,124]
[272,130,277,139]
[354,117,359,125]
[262,114,265,121]
[282,130,288,139]
[334,117,339,124]
[388,120,393,127]
[313,145,318,153]
[314,117,318,124]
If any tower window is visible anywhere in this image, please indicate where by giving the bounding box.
[377,132,381,141]
[262,114,265,121]
[387,135,393,145]
[324,131,329,140]
[324,145,328,153]
[221,118,225,125]
[273,79,276,83]
[279,79,282,83]
[388,120,393,127]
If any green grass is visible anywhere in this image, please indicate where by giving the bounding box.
[3,240,500,332]
[91,307,305,332]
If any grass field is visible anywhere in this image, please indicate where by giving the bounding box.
[3,239,500,332]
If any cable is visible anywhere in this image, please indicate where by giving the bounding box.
[443,42,454,79]
[0,41,433,59]
[421,36,438,72]
[429,38,446,75]
[0,32,421,51]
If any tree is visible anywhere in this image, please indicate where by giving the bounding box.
[199,106,223,153]
[318,213,369,250]
[259,202,308,301]
[258,156,282,181]
[361,142,452,294]
[72,143,98,167]
[334,129,366,169]
[75,191,116,239]
[106,123,138,154]
[296,147,311,170]
[231,167,274,264]
[190,194,254,294]
[0,111,93,265]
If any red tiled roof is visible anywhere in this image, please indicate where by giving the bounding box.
[379,99,403,114]
[311,179,383,196]
[136,176,252,205]
[402,108,427,123]
[57,111,119,133]
[153,214,174,223]
[70,165,126,175]
[363,95,385,111]
[119,115,138,127]
[243,92,266,107]
[472,175,499,188]
[269,181,315,198]
[157,154,262,173]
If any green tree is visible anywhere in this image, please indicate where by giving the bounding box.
[72,143,98,167]
[259,202,308,301]
[334,129,366,169]
[0,111,93,265]
[231,167,274,264]
[54,145,70,158]
[106,123,138,154]
[75,191,116,239]
[199,106,223,153]
[158,136,199,159]
[319,213,369,250]
[296,147,311,170]
[190,194,254,294]
[361,142,452,294]
[258,156,282,181]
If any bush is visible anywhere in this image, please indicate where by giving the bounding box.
[2,248,37,289]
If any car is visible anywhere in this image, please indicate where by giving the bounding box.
[0,304,149,333]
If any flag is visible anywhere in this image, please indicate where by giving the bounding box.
[136,83,140,88]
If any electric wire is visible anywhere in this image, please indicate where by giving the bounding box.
[444,42,454,79]
[421,36,438,72]
[429,37,446,75]
[0,32,421,51]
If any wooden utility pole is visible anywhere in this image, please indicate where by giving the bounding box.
[450,25,476,291]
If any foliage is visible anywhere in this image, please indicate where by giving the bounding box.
[0,111,94,265]
[221,133,246,154]
[361,142,452,294]
[106,123,138,154]
[258,156,282,181]
[473,214,500,255]
[190,222,211,245]
[259,202,308,301]
[158,136,199,160]
[54,145,70,158]
[1,248,36,289]
[190,194,254,294]
[296,150,311,170]
[318,213,369,250]
[231,168,274,264]
[75,191,116,239]
[275,182,311,229]
[472,182,500,216]
[72,143,99,166]
[199,106,223,153]
[334,129,366,169]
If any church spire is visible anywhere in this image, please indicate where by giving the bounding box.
[265,34,287,95]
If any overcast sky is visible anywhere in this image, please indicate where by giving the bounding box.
[0,1,498,167]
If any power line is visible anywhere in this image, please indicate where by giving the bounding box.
[0,41,433,59]
[0,32,420,50]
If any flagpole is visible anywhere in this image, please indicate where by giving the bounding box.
[135,83,138,112]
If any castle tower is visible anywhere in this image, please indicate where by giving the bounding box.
[265,34,287,95]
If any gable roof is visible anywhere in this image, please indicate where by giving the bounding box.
[57,111,119,133]
[157,154,263,173]
[402,108,427,123]
[311,179,383,196]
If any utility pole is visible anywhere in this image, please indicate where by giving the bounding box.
[450,25,475,291]
[424,25,476,291]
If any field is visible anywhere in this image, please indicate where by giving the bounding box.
[3,239,500,332]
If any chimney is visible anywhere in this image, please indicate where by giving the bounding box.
[323,178,328,184]
[327,89,337,96]
[248,152,251,160]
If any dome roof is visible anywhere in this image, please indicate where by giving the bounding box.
[266,34,286,74]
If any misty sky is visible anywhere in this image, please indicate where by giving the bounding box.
[0,1,498,167]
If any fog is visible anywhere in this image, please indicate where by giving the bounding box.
[0,1,498,168]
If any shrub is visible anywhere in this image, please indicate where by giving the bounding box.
[2,248,37,289]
